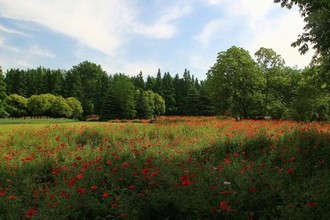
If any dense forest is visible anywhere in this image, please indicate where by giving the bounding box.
[0,44,329,122]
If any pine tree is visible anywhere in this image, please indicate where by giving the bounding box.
[0,66,9,117]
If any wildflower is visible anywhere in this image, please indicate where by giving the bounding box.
[76,156,82,161]
[146,157,153,165]
[103,192,110,198]
[90,185,98,190]
[52,168,61,175]
[8,195,17,200]
[77,173,84,179]
[60,191,71,198]
[286,167,295,174]
[248,187,257,193]
[25,208,37,218]
[0,191,6,197]
[106,160,112,165]
[181,179,194,186]
[219,200,232,212]
[76,188,86,195]
[306,202,317,208]
[68,178,77,187]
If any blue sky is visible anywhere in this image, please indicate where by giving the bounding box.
[0,0,314,80]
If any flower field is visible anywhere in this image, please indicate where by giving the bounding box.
[0,117,329,219]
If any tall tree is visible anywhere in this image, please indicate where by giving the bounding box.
[255,47,285,116]
[206,46,265,120]
[68,61,108,116]
[161,72,177,115]
[0,66,9,117]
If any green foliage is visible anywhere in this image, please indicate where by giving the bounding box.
[275,0,330,58]
[5,94,28,118]
[27,94,56,117]
[66,97,83,119]
[50,96,73,118]
[206,46,265,120]
[0,67,9,118]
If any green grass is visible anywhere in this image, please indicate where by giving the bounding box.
[0,118,77,125]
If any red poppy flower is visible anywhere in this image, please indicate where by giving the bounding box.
[286,167,294,174]
[306,202,317,208]
[90,185,98,190]
[76,188,86,195]
[25,208,37,218]
[103,192,110,198]
[219,201,232,212]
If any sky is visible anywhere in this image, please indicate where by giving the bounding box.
[0,0,314,80]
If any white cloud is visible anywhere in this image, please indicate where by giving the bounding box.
[0,0,190,57]
[133,2,191,39]
[28,45,55,58]
[0,24,30,36]
[0,0,137,57]
[195,20,227,47]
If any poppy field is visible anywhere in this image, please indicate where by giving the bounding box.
[0,117,329,219]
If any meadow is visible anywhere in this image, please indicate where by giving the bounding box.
[0,117,329,219]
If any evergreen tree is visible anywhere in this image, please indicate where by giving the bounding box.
[162,72,177,115]
[131,71,145,90]
[0,66,9,117]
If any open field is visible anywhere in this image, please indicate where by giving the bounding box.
[0,117,329,219]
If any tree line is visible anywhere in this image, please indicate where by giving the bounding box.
[0,45,329,122]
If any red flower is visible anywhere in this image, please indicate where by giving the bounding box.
[52,168,61,175]
[219,201,232,212]
[103,192,110,198]
[76,188,86,195]
[248,187,257,193]
[76,156,82,160]
[68,178,77,187]
[90,185,98,190]
[106,160,112,165]
[146,157,153,165]
[25,208,37,218]
[306,202,317,208]
[60,191,71,198]
[286,167,295,174]
[8,195,17,200]
[77,173,84,179]
[0,191,6,197]
[181,179,194,186]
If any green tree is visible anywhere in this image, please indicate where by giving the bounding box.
[153,93,166,116]
[0,66,9,117]
[66,97,83,119]
[135,89,153,119]
[27,94,56,117]
[255,47,285,116]
[68,61,108,116]
[110,74,137,119]
[5,94,28,118]
[50,96,73,118]
[131,71,145,90]
[4,68,27,96]
[206,46,265,120]
[162,72,177,115]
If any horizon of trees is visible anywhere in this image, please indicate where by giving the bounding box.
[0,45,329,121]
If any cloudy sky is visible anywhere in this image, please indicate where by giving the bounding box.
[0,0,313,80]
